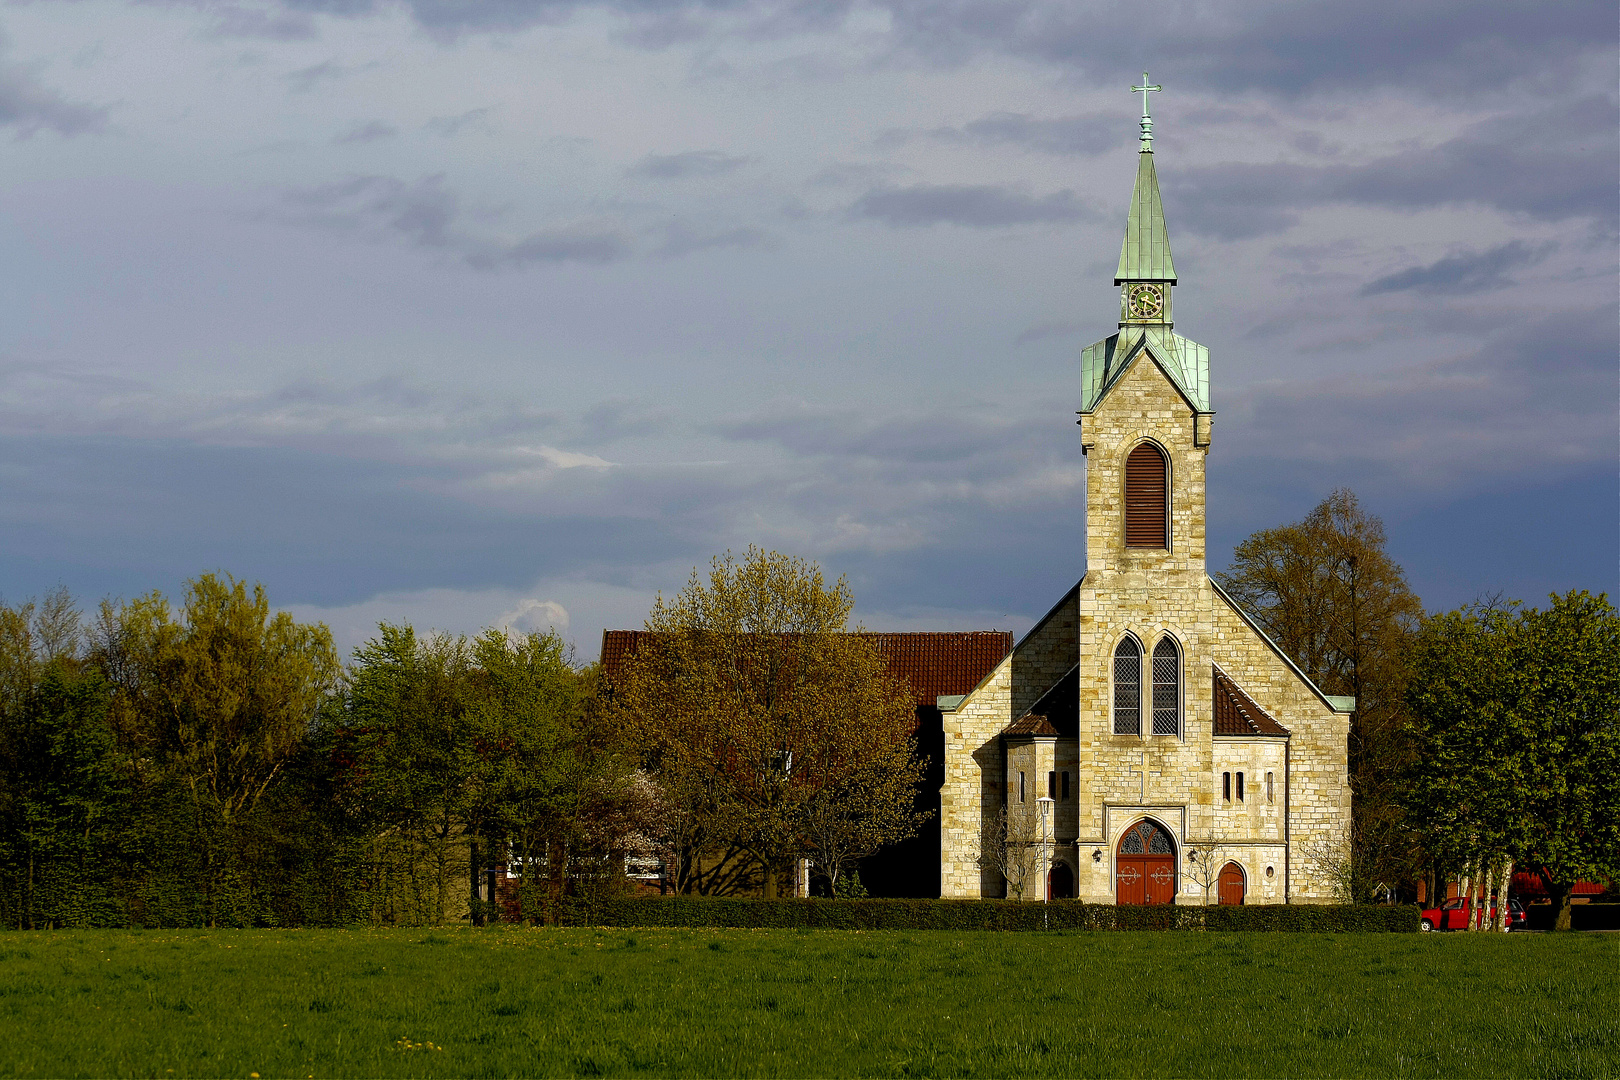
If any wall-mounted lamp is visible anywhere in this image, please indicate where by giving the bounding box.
[1091,848,1103,863]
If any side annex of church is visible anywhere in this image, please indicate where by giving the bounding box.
[936,88,1353,905]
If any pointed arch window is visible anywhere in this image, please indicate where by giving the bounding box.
[1151,636,1181,736]
[1112,637,1141,736]
[1125,442,1168,548]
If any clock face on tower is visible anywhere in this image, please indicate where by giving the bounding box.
[1126,283,1164,320]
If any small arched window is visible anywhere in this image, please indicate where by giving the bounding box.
[1112,637,1141,736]
[1151,636,1181,736]
[1125,442,1168,548]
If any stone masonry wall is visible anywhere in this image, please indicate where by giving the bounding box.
[1210,593,1351,903]
[940,658,1011,897]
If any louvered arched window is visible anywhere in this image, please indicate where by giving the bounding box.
[1112,637,1141,736]
[1151,636,1181,736]
[1125,442,1168,548]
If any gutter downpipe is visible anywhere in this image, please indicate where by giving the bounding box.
[1283,736,1292,904]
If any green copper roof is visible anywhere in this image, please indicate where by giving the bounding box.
[1078,325,1209,413]
[1115,151,1176,284]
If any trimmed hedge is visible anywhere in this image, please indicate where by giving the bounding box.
[559,896,1418,932]
[1522,903,1620,932]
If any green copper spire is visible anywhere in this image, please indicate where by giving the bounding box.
[1114,72,1176,285]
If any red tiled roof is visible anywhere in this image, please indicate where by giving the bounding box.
[598,629,1011,703]
[1003,713,1059,737]
[1213,665,1290,736]
[1509,872,1608,899]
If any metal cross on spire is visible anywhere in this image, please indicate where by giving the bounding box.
[1131,71,1162,148]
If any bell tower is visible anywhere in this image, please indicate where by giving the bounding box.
[1077,76,1212,576]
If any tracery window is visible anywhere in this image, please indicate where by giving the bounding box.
[1124,442,1168,547]
[1113,637,1141,735]
[1119,819,1174,855]
[1151,636,1181,736]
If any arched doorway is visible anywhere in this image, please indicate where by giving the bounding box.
[1116,819,1176,905]
[1049,862,1075,900]
[1218,861,1246,905]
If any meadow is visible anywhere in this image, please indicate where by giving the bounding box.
[0,927,1613,1079]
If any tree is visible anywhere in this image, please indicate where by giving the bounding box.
[331,623,480,925]
[0,592,131,929]
[93,575,340,924]
[611,548,926,897]
[1406,591,1620,931]
[1183,844,1229,906]
[976,803,1044,900]
[1215,489,1422,899]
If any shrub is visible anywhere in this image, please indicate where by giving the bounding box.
[559,897,1418,932]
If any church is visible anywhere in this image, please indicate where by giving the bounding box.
[602,86,1354,906]
[935,86,1353,905]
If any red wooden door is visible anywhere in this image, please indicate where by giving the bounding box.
[1116,820,1177,905]
[1217,862,1245,905]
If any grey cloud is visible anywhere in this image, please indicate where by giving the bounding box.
[655,224,772,257]
[0,66,107,137]
[283,60,352,92]
[275,175,632,266]
[630,150,752,179]
[334,119,399,144]
[279,174,458,247]
[1360,241,1553,297]
[1225,305,1617,492]
[1171,97,1619,239]
[877,0,1613,99]
[426,108,492,136]
[243,0,1610,102]
[206,4,319,39]
[473,228,632,267]
[931,111,1128,156]
[851,184,1091,228]
[715,403,1030,470]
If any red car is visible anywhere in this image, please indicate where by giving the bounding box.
[1420,896,1525,931]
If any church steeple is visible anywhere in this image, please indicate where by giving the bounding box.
[1115,72,1176,328]
[1079,78,1209,422]
[1115,151,1176,287]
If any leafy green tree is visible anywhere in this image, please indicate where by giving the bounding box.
[464,628,620,923]
[1406,591,1620,930]
[333,623,479,924]
[94,575,340,925]
[612,548,925,897]
[1216,489,1423,899]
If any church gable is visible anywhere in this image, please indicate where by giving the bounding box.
[1079,328,1210,416]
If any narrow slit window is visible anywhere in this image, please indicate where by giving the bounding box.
[1019,771,1026,804]
[1152,637,1181,736]
[1113,637,1141,736]
[1236,772,1245,801]
[1266,771,1274,803]
[1124,442,1168,547]
[1222,772,1231,802]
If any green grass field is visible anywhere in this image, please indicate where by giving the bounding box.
[0,928,1613,1079]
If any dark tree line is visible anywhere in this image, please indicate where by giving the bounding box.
[0,576,642,928]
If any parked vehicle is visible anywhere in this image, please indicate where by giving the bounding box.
[1420,896,1524,931]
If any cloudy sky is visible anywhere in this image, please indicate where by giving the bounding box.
[0,0,1614,659]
